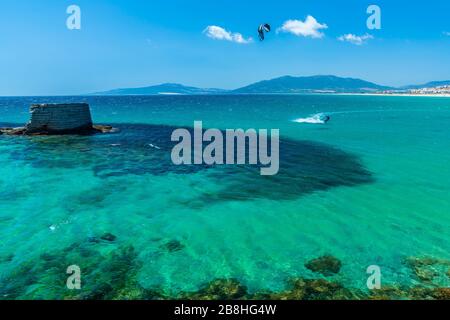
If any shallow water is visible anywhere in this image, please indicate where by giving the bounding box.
[0,95,449,299]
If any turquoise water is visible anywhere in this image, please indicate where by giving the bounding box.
[0,95,449,298]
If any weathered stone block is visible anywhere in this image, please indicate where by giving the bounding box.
[26,103,93,133]
[1,103,115,135]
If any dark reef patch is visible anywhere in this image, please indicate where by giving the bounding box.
[404,256,450,284]
[204,138,374,202]
[0,243,149,300]
[183,279,248,300]
[100,233,117,242]
[249,278,365,300]
[305,255,342,276]
[160,240,185,253]
[1,123,373,203]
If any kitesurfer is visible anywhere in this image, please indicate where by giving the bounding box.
[258,23,271,41]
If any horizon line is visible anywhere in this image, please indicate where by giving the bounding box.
[1,74,449,97]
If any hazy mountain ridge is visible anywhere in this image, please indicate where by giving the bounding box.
[401,80,450,90]
[232,75,393,94]
[93,83,227,95]
[93,76,450,95]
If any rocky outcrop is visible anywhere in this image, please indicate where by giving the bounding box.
[0,127,27,135]
[0,103,115,135]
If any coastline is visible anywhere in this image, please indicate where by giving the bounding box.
[335,93,450,98]
[2,92,450,98]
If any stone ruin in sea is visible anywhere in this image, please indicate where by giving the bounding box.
[0,103,114,135]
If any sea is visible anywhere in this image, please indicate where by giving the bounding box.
[0,94,449,299]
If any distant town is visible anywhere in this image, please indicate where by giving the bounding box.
[409,85,450,95]
[380,85,450,96]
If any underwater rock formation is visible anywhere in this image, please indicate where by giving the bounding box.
[280,279,362,300]
[160,240,185,253]
[0,103,115,135]
[368,286,450,300]
[404,256,450,283]
[1,244,449,300]
[305,255,342,276]
[183,279,248,300]
[100,233,117,242]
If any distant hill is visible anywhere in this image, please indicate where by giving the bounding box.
[91,76,450,96]
[93,83,228,95]
[233,75,394,94]
[401,80,450,90]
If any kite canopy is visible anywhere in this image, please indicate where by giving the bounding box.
[258,23,271,41]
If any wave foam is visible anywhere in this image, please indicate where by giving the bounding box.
[294,113,329,124]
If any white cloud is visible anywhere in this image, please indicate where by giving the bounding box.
[277,16,328,39]
[338,33,374,45]
[203,26,252,44]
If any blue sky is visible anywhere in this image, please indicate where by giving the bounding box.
[0,0,449,95]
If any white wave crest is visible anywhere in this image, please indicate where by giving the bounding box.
[293,113,329,124]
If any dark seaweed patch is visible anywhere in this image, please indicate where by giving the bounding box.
[159,240,185,253]
[2,123,373,202]
[203,138,373,202]
[0,243,146,300]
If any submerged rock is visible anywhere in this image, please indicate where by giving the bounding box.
[305,255,342,276]
[404,256,450,283]
[160,240,185,253]
[432,288,450,300]
[93,125,116,134]
[100,233,117,242]
[0,253,14,263]
[185,279,248,300]
[413,266,438,282]
[251,278,365,300]
[87,236,101,244]
[301,279,359,300]
[0,103,115,136]
[86,233,117,243]
[405,256,448,267]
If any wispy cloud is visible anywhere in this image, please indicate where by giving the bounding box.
[338,33,374,45]
[443,31,450,36]
[277,16,328,39]
[203,26,253,44]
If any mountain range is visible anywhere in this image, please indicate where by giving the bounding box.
[93,75,450,95]
[400,80,450,90]
[95,83,226,95]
